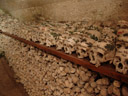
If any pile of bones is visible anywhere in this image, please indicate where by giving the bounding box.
[0,12,128,96]
[1,17,128,74]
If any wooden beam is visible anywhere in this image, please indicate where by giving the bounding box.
[1,31,128,84]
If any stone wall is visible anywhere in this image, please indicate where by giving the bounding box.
[0,0,128,21]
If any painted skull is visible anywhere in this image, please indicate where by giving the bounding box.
[76,37,94,58]
[85,30,101,41]
[45,33,56,47]
[117,29,128,42]
[89,41,115,67]
[101,27,117,42]
[113,43,128,74]
[56,34,67,50]
[76,42,89,58]
[118,20,128,28]
[63,37,77,54]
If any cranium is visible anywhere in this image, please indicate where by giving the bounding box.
[56,34,68,50]
[101,27,117,42]
[102,21,114,27]
[89,41,115,67]
[115,41,128,49]
[76,42,89,58]
[37,33,46,45]
[113,44,128,74]
[31,35,38,42]
[63,37,77,54]
[76,37,94,58]
[45,33,57,47]
[117,29,128,42]
[85,30,101,41]
[117,20,128,28]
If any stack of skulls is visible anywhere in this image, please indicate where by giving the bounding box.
[113,20,128,74]
[1,12,128,74]
[89,21,117,67]
[0,34,127,96]
[75,22,102,59]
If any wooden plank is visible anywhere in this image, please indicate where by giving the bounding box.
[1,31,128,84]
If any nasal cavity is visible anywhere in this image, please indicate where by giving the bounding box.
[118,63,123,69]
[125,59,128,65]
[97,52,103,58]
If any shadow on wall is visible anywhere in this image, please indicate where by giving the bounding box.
[0,0,128,21]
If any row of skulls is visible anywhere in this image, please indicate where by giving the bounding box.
[90,20,128,74]
[3,19,128,74]
[113,23,128,74]
[38,20,128,74]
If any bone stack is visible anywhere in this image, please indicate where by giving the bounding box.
[89,21,116,67]
[75,22,101,59]
[113,20,128,74]
[0,12,128,96]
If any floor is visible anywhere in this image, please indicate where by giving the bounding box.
[0,57,28,96]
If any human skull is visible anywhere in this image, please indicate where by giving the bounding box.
[89,41,115,67]
[113,44,128,74]
[56,34,68,50]
[35,32,46,45]
[117,29,128,42]
[117,20,128,28]
[76,37,94,58]
[102,21,114,27]
[76,42,89,58]
[85,30,101,41]
[101,27,117,42]
[116,41,127,49]
[31,34,37,42]
[63,37,77,54]
[45,33,57,47]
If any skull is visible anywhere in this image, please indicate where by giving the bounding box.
[45,33,57,47]
[38,33,46,45]
[76,42,89,58]
[116,41,128,49]
[31,34,38,42]
[113,44,128,74]
[56,34,68,50]
[102,21,114,27]
[117,20,128,28]
[85,30,101,41]
[63,37,77,54]
[89,41,115,67]
[117,29,128,42]
[76,37,94,58]
[101,27,117,42]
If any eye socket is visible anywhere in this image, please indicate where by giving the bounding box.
[118,63,123,69]
[123,33,128,36]
[125,60,128,65]
[97,52,103,58]
[82,49,86,53]
[116,56,121,61]
[116,44,122,48]
[91,51,94,54]
[35,41,40,43]
[125,46,128,49]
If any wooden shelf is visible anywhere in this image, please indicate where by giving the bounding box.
[1,31,128,84]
